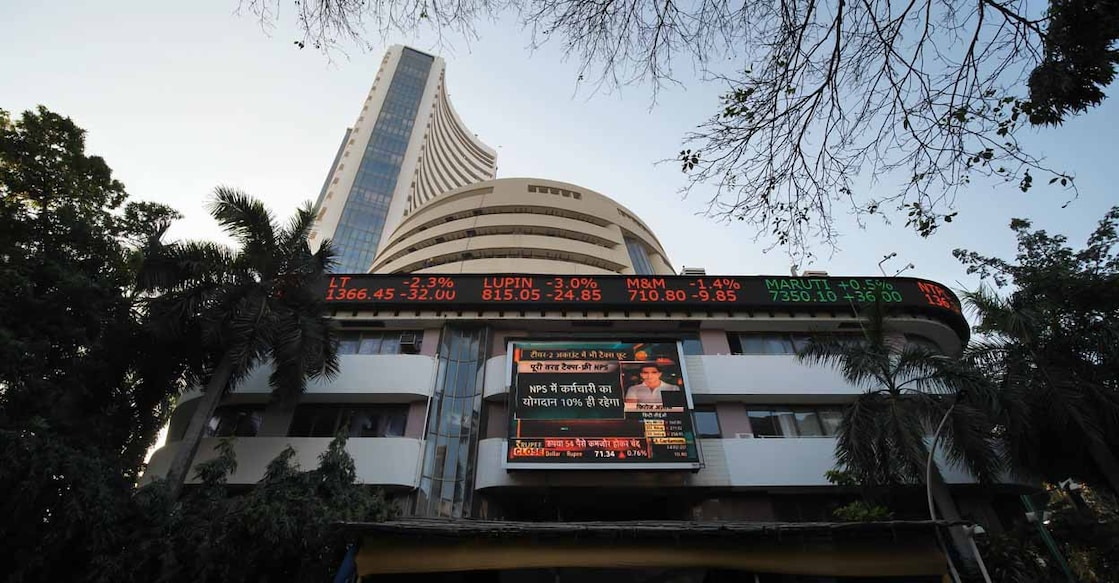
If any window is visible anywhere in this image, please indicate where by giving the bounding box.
[337,330,421,355]
[204,406,263,438]
[744,406,846,437]
[679,335,704,356]
[288,405,408,438]
[693,407,721,438]
[624,236,656,275]
[727,333,812,355]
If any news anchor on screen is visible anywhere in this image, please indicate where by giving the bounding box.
[624,362,681,405]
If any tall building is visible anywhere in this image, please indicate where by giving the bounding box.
[309,45,497,273]
[146,177,1030,581]
[370,178,675,275]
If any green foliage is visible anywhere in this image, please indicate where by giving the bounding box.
[798,303,1002,489]
[831,500,895,522]
[0,106,196,581]
[0,108,388,583]
[136,185,341,497]
[1027,0,1119,125]
[0,106,188,469]
[978,486,1119,582]
[955,207,1119,494]
[0,424,136,582]
[112,436,393,583]
[824,469,895,522]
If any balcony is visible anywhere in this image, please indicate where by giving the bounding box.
[685,355,863,399]
[144,437,423,488]
[179,354,437,403]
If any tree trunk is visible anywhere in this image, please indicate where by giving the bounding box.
[258,387,301,437]
[929,467,980,575]
[165,354,236,500]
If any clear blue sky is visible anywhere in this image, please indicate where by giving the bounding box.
[3,0,1115,298]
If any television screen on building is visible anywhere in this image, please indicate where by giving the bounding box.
[506,340,702,469]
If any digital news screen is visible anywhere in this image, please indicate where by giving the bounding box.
[506,340,702,470]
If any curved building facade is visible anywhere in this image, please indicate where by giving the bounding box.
[371,178,674,275]
[147,175,1029,580]
[308,45,497,273]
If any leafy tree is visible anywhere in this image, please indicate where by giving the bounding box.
[137,187,340,499]
[824,469,895,522]
[0,107,187,467]
[977,485,1119,582]
[0,106,191,581]
[797,303,1001,568]
[109,435,393,583]
[956,207,1119,496]
[0,107,383,583]
[798,305,1001,490]
[243,0,1116,260]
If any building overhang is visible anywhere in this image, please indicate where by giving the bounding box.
[342,518,954,578]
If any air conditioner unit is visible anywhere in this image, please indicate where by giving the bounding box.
[399,331,420,354]
[735,432,755,439]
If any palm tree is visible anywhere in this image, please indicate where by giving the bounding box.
[797,302,1002,570]
[966,286,1119,497]
[138,187,339,499]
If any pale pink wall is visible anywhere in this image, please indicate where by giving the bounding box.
[405,400,428,438]
[715,402,750,437]
[491,330,528,356]
[420,328,441,356]
[700,329,731,355]
[484,401,508,439]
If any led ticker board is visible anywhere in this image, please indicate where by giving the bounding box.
[323,274,965,334]
[506,341,701,470]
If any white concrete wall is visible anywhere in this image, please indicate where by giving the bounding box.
[686,355,863,400]
[480,354,861,403]
[372,178,674,276]
[190,354,437,401]
[144,437,423,487]
[482,354,508,400]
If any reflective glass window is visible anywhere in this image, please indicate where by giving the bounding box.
[745,406,846,437]
[693,407,721,438]
[204,406,263,438]
[818,409,844,436]
[288,405,407,438]
[747,409,781,437]
[793,408,824,436]
[624,236,656,275]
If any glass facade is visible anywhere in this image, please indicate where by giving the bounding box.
[332,48,433,273]
[746,406,845,437]
[336,330,422,355]
[414,326,488,517]
[203,406,263,438]
[288,405,408,438]
[624,236,656,275]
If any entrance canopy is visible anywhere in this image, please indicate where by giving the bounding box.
[343,518,953,578]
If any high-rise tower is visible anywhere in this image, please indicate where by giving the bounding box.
[309,45,497,273]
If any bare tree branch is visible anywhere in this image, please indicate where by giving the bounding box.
[240,0,1114,264]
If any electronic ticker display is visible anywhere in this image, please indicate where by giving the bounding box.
[506,340,701,470]
[323,274,965,334]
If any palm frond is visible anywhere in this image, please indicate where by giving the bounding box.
[798,337,892,391]
[208,186,277,264]
[938,401,1005,484]
[963,286,1039,342]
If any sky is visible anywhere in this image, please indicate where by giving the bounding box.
[3,0,1116,304]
